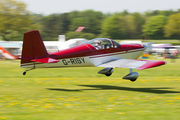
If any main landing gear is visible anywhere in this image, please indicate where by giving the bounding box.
[98,68,139,82]
[122,68,139,82]
[98,67,114,77]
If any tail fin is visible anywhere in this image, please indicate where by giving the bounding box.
[21,30,48,65]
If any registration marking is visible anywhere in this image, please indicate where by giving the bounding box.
[62,57,85,65]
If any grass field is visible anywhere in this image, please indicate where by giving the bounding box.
[0,58,180,120]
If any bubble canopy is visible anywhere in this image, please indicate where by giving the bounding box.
[86,38,120,50]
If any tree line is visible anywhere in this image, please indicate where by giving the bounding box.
[1,0,180,41]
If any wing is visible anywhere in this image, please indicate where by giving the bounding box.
[96,59,166,70]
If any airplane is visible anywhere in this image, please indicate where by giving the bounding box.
[20,30,166,82]
[0,46,17,60]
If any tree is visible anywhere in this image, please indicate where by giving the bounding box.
[145,10,175,17]
[0,0,34,41]
[81,10,104,35]
[101,14,127,39]
[164,13,180,39]
[40,10,104,41]
[131,12,145,38]
[40,13,70,41]
[142,15,167,39]
[69,10,104,35]
[40,14,60,41]
[125,15,137,39]
[65,31,95,40]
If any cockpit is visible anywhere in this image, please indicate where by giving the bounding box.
[86,38,120,50]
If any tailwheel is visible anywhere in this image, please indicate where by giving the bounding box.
[23,72,26,75]
[22,68,35,75]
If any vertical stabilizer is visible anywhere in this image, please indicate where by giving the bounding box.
[21,30,48,65]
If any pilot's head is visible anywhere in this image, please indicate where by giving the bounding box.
[96,40,101,44]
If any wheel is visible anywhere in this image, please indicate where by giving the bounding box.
[130,78,137,82]
[105,73,112,76]
[23,72,26,75]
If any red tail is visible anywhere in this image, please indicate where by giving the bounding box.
[21,30,48,65]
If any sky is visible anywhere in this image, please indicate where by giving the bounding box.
[19,0,180,15]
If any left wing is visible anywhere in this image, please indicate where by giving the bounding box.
[96,59,166,70]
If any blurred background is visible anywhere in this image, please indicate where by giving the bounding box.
[0,0,180,59]
[0,1,180,119]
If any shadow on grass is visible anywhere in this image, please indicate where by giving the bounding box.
[47,88,81,92]
[47,85,180,94]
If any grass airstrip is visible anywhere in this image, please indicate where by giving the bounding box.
[0,58,180,120]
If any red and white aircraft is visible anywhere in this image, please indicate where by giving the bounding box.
[20,30,166,81]
[0,46,17,60]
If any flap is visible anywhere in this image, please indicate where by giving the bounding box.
[31,57,59,63]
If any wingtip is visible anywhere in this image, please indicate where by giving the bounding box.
[137,60,166,70]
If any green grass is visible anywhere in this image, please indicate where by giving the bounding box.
[0,59,180,120]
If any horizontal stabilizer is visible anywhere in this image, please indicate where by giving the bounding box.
[31,58,59,63]
[96,59,166,70]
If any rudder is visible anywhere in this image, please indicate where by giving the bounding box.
[21,30,48,66]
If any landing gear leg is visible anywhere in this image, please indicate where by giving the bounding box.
[130,68,133,73]
[22,68,34,75]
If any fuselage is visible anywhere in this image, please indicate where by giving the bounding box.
[20,30,166,80]
[21,38,146,68]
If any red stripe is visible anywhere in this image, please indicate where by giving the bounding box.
[89,49,143,58]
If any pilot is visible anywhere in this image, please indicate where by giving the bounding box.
[95,40,102,50]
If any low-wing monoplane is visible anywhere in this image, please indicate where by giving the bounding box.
[20,30,166,81]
